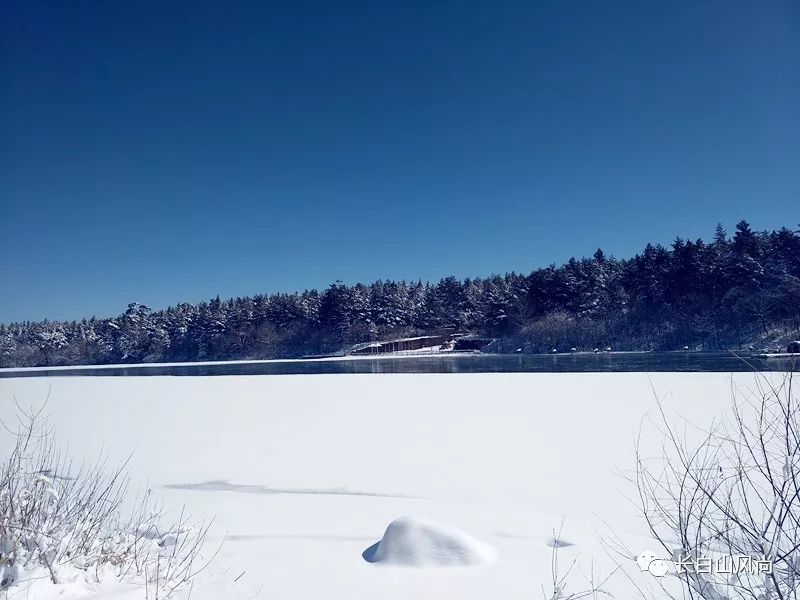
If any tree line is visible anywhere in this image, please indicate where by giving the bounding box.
[2,220,799,367]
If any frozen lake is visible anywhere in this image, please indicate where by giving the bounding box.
[1,351,796,377]
[0,372,790,599]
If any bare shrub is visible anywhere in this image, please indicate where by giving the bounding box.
[0,401,211,596]
[542,520,617,600]
[634,372,800,599]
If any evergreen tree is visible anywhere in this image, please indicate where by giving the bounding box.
[2,221,799,367]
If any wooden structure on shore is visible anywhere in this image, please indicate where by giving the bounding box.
[350,336,447,355]
[349,334,493,356]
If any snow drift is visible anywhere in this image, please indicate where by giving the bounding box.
[363,516,496,567]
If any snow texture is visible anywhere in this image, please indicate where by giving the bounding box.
[363,516,496,566]
[0,372,788,599]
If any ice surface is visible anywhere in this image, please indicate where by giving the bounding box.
[0,372,785,599]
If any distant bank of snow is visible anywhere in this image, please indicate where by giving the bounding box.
[0,351,500,374]
[0,348,756,374]
[0,356,307,372]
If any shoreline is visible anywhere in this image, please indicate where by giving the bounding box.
[1,349,795,375]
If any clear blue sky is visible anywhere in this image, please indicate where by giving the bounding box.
[2,0,799,323]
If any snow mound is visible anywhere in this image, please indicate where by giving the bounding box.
[362,516,496,567]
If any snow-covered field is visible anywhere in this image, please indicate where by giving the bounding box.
[0,372,781,599]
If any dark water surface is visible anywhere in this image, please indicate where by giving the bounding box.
[1,352,796,377]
